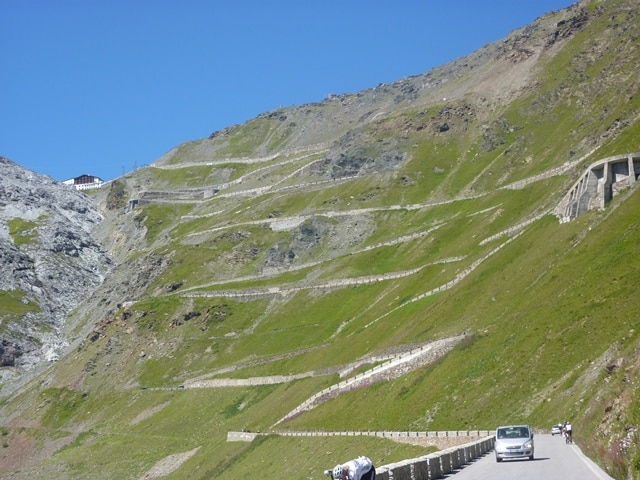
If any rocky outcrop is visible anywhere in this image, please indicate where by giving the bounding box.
[0,157,112,378]
[0,339,22,367]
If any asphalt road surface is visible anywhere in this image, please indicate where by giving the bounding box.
[452,434,615,480]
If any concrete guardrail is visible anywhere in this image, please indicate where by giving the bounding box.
[374,436,494,480]
[227,431,495,479]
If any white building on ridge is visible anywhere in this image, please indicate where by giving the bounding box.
[63,174,105,191]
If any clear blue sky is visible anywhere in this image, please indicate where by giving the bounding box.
[1,0,575,182]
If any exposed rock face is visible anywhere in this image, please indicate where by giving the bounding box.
[0,157,112,378]
[0,339,22,367]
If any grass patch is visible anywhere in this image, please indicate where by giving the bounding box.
[0,290,40,334]
[7,217,40,246]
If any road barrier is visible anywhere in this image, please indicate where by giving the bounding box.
[374,436,494,480]
[227,430,494,479]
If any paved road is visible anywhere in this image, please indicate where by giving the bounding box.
[453,434,614,480]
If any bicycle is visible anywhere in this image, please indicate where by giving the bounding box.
[565,430,572,444]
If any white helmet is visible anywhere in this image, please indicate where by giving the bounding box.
[333,465,344,478]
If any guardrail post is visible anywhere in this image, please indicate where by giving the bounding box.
[451,448,462,470]
[464,445,473,463]
[439,452,452,476]
[375,467,390,480]
[413,458,429,480]
[387,462,412,480]
[427,454,441,479]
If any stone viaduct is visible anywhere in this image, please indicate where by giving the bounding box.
[555,152,640,222]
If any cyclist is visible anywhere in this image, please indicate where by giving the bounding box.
[565,421,572,443]
[330,455,376,480]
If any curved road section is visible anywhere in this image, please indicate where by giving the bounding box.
[453,434,614,480]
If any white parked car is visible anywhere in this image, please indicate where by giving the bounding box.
[495,425,535,462]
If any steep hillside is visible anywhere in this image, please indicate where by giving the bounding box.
[1,0,639,479]
[0,158,111,380]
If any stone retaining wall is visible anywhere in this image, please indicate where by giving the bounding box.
[273,429,492,441]
[555,152,640,222]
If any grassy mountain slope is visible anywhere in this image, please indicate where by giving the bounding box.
[1,0,639,478]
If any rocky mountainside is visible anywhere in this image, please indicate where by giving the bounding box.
[1,0,639,479]
[0,158,111,378]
